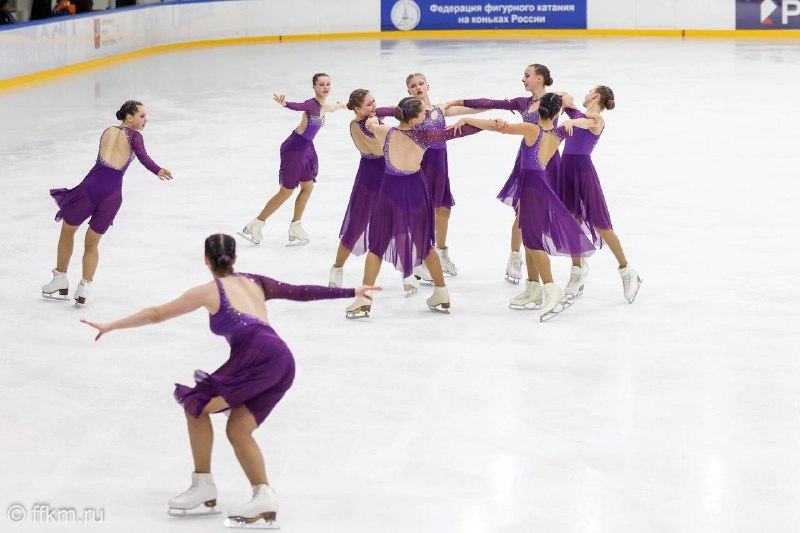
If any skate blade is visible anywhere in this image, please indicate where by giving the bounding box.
[285,238,309,247]
[505,274,521,285]
[403,285,418,298]
[345,306,370,319]
[237,231,261,245]
[42,292,69,301]
[224,514,279,529]
[539,300,574,322]
[414,276,434,286]
[508,302,542,311]
[626,278,642,304]
[167,506,221,518]
[427,304,451,314]
[564,289,584,301]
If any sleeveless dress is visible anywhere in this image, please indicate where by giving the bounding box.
[49,126,162,234]
[517,127,595,258]
[173,273,354,426]
[365,125,480,277]
[279,98,325,189]
[463,97,561,207]
[338,118,385,256]
[556,107,613,247]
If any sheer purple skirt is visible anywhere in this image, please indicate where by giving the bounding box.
[339,156,384,256]
[421,147,455,209]
[174,325,295,426]
[497,150,560,209]
[517,168,595,257]
[557,154,613,247]
[49,164,123,234]
[278,131,318,189]
[366,169,435,277]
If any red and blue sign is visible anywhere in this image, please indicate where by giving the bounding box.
[736,0,800,29]
[381,0,587,31]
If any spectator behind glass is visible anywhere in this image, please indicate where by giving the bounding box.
[53,0,76,16]
[0,0,16,25]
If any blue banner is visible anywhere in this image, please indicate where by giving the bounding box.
[736,0,800,29]
[381,0,587,31]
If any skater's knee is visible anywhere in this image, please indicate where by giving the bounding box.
[276,187,294,198]
[299,181,314,192]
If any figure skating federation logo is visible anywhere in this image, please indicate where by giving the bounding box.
[391,0,421,31]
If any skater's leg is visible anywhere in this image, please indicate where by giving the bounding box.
[81,228,104,281]
[292,181,314,222]
[363,252,382,285]
[257,187,294,221]
[511,214,522,253]
[334,242,351,268]
[524,248,541,282]
[226,405,268,486]
[423,249,446,287]
[597,228,628,268]
[434,207,451,250]
[528,249,553,284]
[56,223,79,272]
[184,397,230,473]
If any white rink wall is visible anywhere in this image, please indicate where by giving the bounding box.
[0,0,743,82]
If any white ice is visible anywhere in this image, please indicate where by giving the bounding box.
[1,36,799,533]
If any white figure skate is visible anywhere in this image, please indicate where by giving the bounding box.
[286,220,309,247]
[328,265,343,288]
[224,484,279,529]
[564,260,589,299]
[619,266,642,303]
[436,247,458,276]
[238,219,265,245]
[345,296,372,319]
[505,251,523,285]
[41,269,69,301]
[74,279,92,307]
[426,286,450,313]
[402,274,419,297]
[413,264,433,286]
[508,280,544,310]
[167,472,220,517]
[539,282,573,322]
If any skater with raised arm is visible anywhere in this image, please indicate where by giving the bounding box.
[558,86,642,302]
[238,73,346,246]
[42,100,172,306]
[82,233,380,527]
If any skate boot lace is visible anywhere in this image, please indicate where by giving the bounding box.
[176,485,199,500]
[511,254,522,271]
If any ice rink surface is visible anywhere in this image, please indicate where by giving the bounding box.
[1,36,799,532]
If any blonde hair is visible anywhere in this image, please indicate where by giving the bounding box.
[405,73,427,87]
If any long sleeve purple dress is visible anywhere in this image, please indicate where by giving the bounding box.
[278,98,326,189]
[49,126,162,234]
[174,274,355,426]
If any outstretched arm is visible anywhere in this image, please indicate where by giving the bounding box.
[451,117,537,137]
[274,94,313,112]
[443,105,487,117]
[324,102,347,113]
[81,284,211,341]
[456,97,528,113]
[559,117,599,136]
[375,106,397,119]
[245,274,380,302]
[129,130,172,180]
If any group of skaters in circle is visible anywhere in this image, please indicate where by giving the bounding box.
[38,63,642,527]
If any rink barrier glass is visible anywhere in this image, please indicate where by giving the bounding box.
[3,28,800,91]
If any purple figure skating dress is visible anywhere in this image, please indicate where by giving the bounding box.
[338,118,385,256]
[174,273,354,426]
[463,97,561,206]
[556,108,612,247]
[49,126,162,234]
[517,126,595,258]
[366,125,480,277]
[279,98,326,189]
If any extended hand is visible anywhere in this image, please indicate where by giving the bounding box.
[447,118,468,134]
[273,94,287,107]
[80,319,113,341]
[562,120,574,135]
[493,118,508,130]
[355,285,383,301]
[158,168,173,180]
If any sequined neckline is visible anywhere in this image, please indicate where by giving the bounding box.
[382,128,419,175]
[96,127,135,170]
[211,274,269,326]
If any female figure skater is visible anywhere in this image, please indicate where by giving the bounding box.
[81,234,379,527]
[448,64,558,284]
[345,97,482,318]
[41,100,173,306]
[558,86,642,302]
[239,73,346,246]
[452,94,596,321]
[328,89,418,295]
[387,73,481,278]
